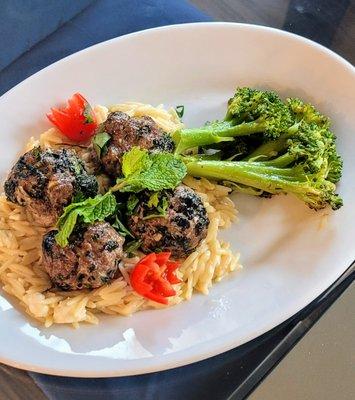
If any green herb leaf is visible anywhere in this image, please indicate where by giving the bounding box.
[143,194,169,220]
[124,239,142,256]
[113,147,187,193]
[79,193,117,223]
[175,105,185,118]
[126,194,139,215]
[147,192,160,208]
[157,196,169,214]
[112,215,133,238]
[55,212,79,247]
[121,146,152,177]
[83,103,95,124]
[32,146,41,161]
[93,132,111,158]
[72,159,83,175]
[55,192,117,247]
[72,192,86,203]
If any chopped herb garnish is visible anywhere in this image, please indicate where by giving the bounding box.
[83,103,95,124]
[32,146,41,161]
[112,215,133,238]
[143,193,169,220]
[175,105,185,118]
[126,194,139,215]
[142,213,167,221]
[72,192,86,203]
[147,192,160,208]
[93,132,111,158]
[124,239,142,256]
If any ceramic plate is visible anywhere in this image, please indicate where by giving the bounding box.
[0,23,354,377]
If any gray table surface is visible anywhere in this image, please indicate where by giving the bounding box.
[250,283,354,400]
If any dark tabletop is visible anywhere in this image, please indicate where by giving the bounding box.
[0,1,354,399]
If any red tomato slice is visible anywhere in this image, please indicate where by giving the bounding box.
[130,252,181,305]
[46,93,97,142]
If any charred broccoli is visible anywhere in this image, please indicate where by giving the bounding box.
[175,88,343,211]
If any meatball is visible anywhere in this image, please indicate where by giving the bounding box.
[128,185,209,258]
[100,111,174,176]
[4,147,98,227]
[42,222,125,290]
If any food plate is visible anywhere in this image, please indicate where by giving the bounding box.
[0,23,354,377]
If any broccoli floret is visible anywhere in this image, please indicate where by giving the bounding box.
[173,87,343,210]
[226,87,294,137]
[173,87,295,154]
[325,141,343,184]
[244,118,342,184]
[287,98,330,128]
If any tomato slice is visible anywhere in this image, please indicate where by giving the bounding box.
[46,93,97,142]
[166,261,182,284]
[130,252,181,304]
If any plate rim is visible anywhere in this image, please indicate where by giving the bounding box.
[0,22,354,377]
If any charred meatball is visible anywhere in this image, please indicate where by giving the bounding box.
[100,111,174,176]
[128,185,209,258]
[4,147,98,227]
[42,222,124,290]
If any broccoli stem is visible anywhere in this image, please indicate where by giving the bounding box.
[173,119,266,154]
[244,136,288,161]
[244,124,299,161]
[261,153,296,168]
[185,157,342,210]
[173,127,234,155]
[185,159,310,195]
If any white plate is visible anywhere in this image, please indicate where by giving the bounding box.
[0,23,354,377]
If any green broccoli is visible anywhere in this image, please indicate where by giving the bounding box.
[173,87,295,154]
[177,90,343,210]
[184,157,342,211]
[244,100,342,183]
[286,98,330,128]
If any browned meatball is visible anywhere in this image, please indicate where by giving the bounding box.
[128,186,209,258]
[4,147,98,227]
[100,111,174,176]
[42,222,124,291]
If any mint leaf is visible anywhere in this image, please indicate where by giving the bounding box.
[126,194,139,215]
[112,215,133,238]
[55,192,117,247]
[143,193,169,220]
[80,193,117,223]
[124,239,142,256]
[114,148,186,193]
[122,146,151,177]
[144,153,186,191]
[93,132,111,158]
[55,212,79,247]
[158,196,169,214]
[147,192,160,208]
